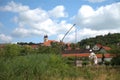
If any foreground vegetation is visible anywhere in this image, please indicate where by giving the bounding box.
[0,53,120,80]
[0,35,120,80]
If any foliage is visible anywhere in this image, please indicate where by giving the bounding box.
[70,43,76,50]
[78,33,120,48]
[0,33,120,80]
[0,42,62,58]
[3,44,21,58]
[109,45,120,65]
[0,54,120,80]
[37,42,62,54]
[20,45,34,55]
[0,54,78,80]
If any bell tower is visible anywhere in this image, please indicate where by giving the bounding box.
[44,35,48,42]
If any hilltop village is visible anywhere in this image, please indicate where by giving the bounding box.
[0,33,120,80]
[1,33,120,66]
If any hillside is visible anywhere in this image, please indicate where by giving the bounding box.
[78,33,120,47]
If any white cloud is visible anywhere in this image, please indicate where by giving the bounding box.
[78,5,95,18]
[0,1,70,39]
[70,2,120,42]
[0,1,29,12]
[74,2,120,30]
[60,28,120,42]
[12,27,45,37]
[12,28,30,37]
[0,34,12,43]
[1,1,120,43]
[48,5,68,18]
[77,28,120,39]
[88,0,106,3]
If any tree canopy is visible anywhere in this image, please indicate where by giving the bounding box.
[78,33,120,48]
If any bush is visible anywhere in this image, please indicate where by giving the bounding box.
[3,44,21,58]
[0,54,75,80]
[111,56,120,66]
[82,61,89,66]
[104,61,111,66]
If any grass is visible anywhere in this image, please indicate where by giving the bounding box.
[0,54,120,80]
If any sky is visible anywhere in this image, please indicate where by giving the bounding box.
[0,0,120,43]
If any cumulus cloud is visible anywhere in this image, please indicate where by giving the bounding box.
[1,1,120,43]
[0,1,70,39]
[48,5,68,18]
[0,34,12,43]
[74,2,120,30]
[60,27,120,42]
[76,28,120,40]
[88,0,106,3]
[0,1,29,12]
[12,27,46,37]
[67,2,120,42]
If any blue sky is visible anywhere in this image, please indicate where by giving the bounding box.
[0,0,120,43]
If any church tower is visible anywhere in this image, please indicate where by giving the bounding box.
[44,35,48,42]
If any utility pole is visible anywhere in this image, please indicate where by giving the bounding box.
[75,28,77,43]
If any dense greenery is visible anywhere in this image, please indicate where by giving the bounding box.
[108,45,120,65]
[0,43,62,58]
[0,44,120,80]
[0,54,120,80]
[0,33,120,80]
[0,54,71,80]
[78,33,120,48]
[77,33,120,65]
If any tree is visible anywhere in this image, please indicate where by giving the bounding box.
[51,42,62,54]
[109,46,120,65]
[78,33,120,48]
[20,45,33,55]
[70,43,76,50]
[4,44,21,58]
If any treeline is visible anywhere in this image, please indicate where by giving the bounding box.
[17,42,38,45]
[0,44,120,80]
[78,33,120,47]
[0,43,62,58]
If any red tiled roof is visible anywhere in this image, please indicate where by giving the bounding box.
[102,46,111,50]
[44,40,58,46]
[62,53,89,57]
[62,53,114,58]
[30,44,39,49]
[96,54,114,58]
[96,44,111,50]
[0,44,5,48]
[96,44,102,48]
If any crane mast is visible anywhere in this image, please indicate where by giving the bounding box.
[61,24,76,42]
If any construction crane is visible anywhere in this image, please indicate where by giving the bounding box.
[61,24,76,42]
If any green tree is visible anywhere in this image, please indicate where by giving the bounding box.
[4,44,21,58]
[21,45,34,55]
[37,45,50,54]
[51,42,62,54]
[109,46,120,65]
[70,43,76,50]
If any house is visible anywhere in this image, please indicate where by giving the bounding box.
[62,52,114,64]
[0,44,5,48]
[43,35,58,46]
[92,44,111,53]
[62,44,113,65]
[17,35,59,48]
[30,44,40,49]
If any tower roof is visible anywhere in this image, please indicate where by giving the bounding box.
[44,35,48,38]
